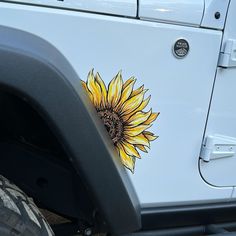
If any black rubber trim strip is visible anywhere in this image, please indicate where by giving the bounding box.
[124,225,205,236]
[0,26,141,235]
[141,201,236,231]
[124,222,236,236]
[211,234,236,236]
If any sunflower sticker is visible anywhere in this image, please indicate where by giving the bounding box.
[81,70,159,172]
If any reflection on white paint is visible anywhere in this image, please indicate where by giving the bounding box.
[154,8,172,13]
[139,0,204,26]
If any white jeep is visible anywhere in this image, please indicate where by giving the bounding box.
[0,0,235,235]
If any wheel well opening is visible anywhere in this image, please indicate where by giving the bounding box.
[0,89,67,158]
[0,88,95,226]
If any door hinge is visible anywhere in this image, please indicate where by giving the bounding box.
[200,135,236,162]
[218,39,236,68]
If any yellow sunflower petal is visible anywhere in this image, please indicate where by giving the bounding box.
[122,95,151,121]
[115,78,136,112]
[117,143,135,172]
[143,131,158,141]
[87,70,102,108]
[143,131,154,136]
[131,85,144,97]
[107,71,123,108]
[143,112,160,125]
[136,144,148,153]
[81,80,93,102]
[95,72,107,108]
[136,95,151,112]
[125,133,150,147]
[120,90,146,116]
[124,124,151,137]
[122,141,141,159]
[127,109,152,127]
[123,76,136,90]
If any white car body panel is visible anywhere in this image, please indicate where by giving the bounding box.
[9,0,137,17]
[200,0,236,188]
[201,0,230,30]
[220,0,236,50]
[0,2,233,206]
[139,0,204,26]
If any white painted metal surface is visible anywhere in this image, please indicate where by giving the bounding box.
[201,0,230,30]
[200,69,236,187]
[0,2,232,205]
[139,0,204,26]
[200,0,236,188]
[221,0,236,52]
[8,0,137,17]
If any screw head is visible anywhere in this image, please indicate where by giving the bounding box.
[215,12,221,19]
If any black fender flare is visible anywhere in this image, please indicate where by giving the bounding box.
[0,26,141,234]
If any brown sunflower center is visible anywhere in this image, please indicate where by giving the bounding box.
[98,109,123,145]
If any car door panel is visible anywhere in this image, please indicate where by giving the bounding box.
[200,0,236,188]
